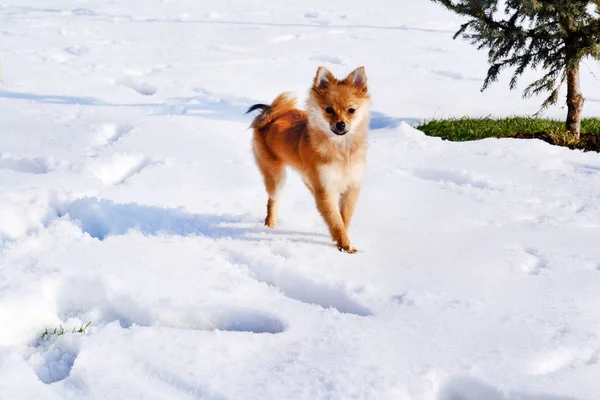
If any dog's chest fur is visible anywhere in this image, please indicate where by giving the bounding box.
[316,157,365,193]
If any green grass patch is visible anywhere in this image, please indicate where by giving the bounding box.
[42,322,91,340]
[417,117,600,142]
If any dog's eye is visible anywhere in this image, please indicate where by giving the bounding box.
[348,108,355,114]
[325,107,334,114]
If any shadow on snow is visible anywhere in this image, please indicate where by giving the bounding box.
[57,197,331,246]
[0,89,417,129]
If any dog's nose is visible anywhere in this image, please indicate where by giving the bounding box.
[335,121,346,131]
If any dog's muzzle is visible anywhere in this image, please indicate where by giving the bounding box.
[332,121,349,135]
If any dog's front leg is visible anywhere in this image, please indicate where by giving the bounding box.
[314,188,356,253]
[340,186,360,231]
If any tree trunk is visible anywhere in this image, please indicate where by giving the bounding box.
[566,61,584,139]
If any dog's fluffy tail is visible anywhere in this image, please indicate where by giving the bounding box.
[246,92,297,130]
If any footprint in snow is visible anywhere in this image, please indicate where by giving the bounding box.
[571,162,600,175]
[0,154,53,174]
[514,247,549,276]
[411,167,491,189]
[53,277,285,334]
[228,251,373,317]
[528,346,599,376]
[117,76,157,96]
[310,55,348,65]
[27,334,81,384]
[64,44,90,56]
[87,154,155,185]
[93,123,134,147]
[257,269,372,316]
[430,69,481,82]
[391,293,415,306]
[438,376,580,400]
[208,309,285,334]
[112,303,286,334]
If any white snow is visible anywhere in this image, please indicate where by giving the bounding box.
[1,0,600,399]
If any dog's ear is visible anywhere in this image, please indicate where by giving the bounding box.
[314,66,335,89]
[345,66,367,90]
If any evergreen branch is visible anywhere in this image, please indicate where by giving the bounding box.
[534,89,560,116]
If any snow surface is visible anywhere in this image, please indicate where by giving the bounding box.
[1,0,600,399]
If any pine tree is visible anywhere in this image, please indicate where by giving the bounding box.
[433,0,600,138]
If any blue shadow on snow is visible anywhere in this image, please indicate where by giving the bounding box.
[58,197,330,245]
[1,89,416,129]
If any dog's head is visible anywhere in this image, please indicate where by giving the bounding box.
[307,66,370,137]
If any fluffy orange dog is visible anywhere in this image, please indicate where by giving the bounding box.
[247,66,370,253]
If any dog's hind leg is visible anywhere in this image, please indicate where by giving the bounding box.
[253,143,286,228]
[262,164,286,228]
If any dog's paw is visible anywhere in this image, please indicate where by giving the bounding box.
[337,244,357,254]
[264,218,277,229]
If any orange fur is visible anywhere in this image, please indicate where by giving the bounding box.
[248,66,371,253]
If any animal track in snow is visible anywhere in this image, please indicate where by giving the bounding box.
[27,335,81,384]
[88,154,154,185]
[58,197,244,240]
[430,69,480,82]
[64,44,90,56]
[309,55,348,65]
[109,302,286,334]
[122,64,170,76]
[415,45,451,53]
[514,248,549,276]
[528,346,599,376]
[54,277,285,334]
[230,254,372,316]
[571,162,600,175]
[0,154,52,174]
[411,168,491,189]
[391,293,415,306]
[117,77,157,96]
[93,123,134,147]
[257,269,372,316]
[438,376,580,400]
[207,309,285,333]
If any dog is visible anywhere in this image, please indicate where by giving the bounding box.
[246,66,370,253]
